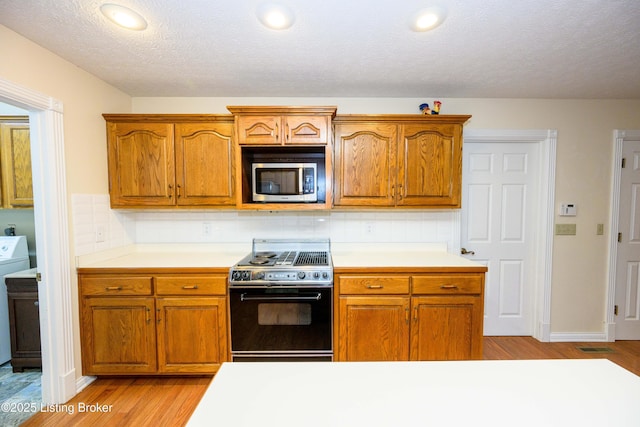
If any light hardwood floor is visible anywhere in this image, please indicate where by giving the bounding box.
[19,337,640,427]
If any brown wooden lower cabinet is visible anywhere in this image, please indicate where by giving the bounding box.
[336,271,485,361]
[78,271,228,376]
[338,296,410,361]
[156,297,227,373]
[81,297,157,374]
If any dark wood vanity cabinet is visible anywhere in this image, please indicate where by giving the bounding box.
[6,276,41,372]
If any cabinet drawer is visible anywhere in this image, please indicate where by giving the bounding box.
[412,275,482,295]
[156,276,227,295]
[339,276,410,295]
[80,276,153,296]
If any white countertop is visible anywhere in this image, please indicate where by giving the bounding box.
[331,243,481,268]
[76,242,484,270]
[187,359,640,427]
[4,267,37,278]
[76,244,249,269]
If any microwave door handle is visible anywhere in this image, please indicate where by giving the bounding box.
[299,168,304,195]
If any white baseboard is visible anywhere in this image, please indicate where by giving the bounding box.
[549,332,608,342]
[76,374,97,394]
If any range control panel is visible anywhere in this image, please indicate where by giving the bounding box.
[229,268,332,285]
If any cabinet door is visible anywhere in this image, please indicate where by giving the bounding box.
[338,296,409,361]
[284,115,329,145]
[107,122,175,207]
[81,297,157,374]
[410,295,483,361]
[175,123,235,206]
[0,123,33,207]
[334,123,397,206]
[236,116,281,145]
[398,124,461,207]
[156,297,228,373]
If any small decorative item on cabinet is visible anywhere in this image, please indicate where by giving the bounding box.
[419,101,441,115]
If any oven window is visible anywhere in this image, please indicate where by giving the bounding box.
[230,287,332,352]
[258,303,312,325]
[255,169,299,195]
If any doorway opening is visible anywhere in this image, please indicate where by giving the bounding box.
[0,77,76,405]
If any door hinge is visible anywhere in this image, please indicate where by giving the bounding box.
[614,305,618,316]
[621,158,626,168]
[36,272,42,282]
[618,232,622,242]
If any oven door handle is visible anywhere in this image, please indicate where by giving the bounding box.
[240,293,322,302]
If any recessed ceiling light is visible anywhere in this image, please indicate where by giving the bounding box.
[257,3,295,30]
[411,6,446,32]
[100,3,148,31]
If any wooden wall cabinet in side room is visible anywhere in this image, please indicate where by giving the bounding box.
[228,106,336,145]
[79,272,228,375]
[0,117,33,208]
[104,115,234,208]
[333,115,471,208]
[335,271,484,361]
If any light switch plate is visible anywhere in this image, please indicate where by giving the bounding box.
[555,224,577,235]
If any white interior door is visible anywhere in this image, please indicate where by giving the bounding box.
[614,139,640,339]
[462,141,539,336]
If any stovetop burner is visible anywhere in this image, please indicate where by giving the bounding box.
[254,251,277,258]
[249,258,272,265]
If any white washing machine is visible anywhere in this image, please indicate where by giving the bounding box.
[0,236,31,364]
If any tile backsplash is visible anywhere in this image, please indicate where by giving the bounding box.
[72,194,461,256]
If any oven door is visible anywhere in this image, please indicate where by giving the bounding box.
[229,286,332,361]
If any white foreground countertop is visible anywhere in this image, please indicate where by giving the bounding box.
[76,242,484,270]
[187,359,640,427]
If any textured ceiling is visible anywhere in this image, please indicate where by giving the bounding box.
[1,0,639,99]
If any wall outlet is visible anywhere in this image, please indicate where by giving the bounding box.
[95,225,106,243]
[596,223,604,235]
[364,221,374,234]
[555,223,576,235]
[202,222,212,237]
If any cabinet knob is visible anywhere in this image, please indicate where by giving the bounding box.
[34,301,39,307]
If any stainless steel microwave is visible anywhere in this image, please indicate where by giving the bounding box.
[252,162,317,202]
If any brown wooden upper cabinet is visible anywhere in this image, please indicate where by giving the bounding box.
[104,115,235,208]
[333,115,471,208]
[227,106,336,145]
[0,116,33,208]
